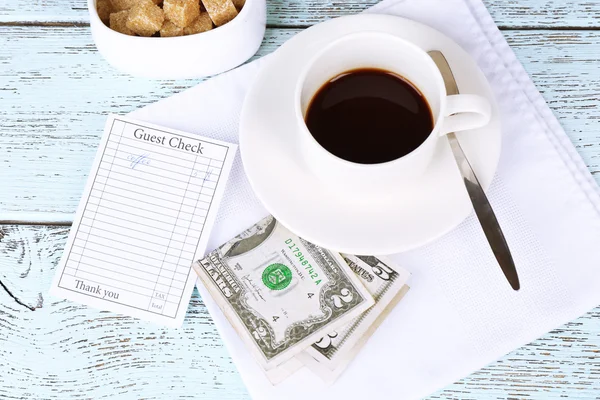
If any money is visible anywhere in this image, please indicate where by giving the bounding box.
[264,357,304,385]
[193,216,375,371]
[297,255,410,382]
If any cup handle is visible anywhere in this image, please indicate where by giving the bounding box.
[438,94,492,136]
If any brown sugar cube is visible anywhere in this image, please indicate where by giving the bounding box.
[109,0,139,11]
[126,0,165,36]
[96,0,114,24]
[183,12,213,35]
[110,0,162,11]
[160,20,184,37]
[232,0,244,10]
[201,0,238,26]
[109,10,135,35]
[163,0,200,28]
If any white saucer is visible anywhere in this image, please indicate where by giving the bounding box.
[239,14,501,255]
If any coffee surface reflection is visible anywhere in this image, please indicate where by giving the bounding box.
[305,68,434,164]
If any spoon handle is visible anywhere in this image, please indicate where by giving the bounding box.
[428,50,520,291]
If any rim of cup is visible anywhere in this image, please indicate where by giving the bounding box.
[294,31,448,169]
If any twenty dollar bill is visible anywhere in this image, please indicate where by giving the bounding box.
[193,216,374,370]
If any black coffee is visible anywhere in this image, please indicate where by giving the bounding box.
[305,68,434,164]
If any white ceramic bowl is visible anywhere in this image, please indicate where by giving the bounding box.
[88,0,266,79]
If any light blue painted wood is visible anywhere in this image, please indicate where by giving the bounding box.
[0,226,248,399]
[1,0,599,399]
[1,0,600,27]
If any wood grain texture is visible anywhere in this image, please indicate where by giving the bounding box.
[1,0,600,27]
[0,26,295,222]
[0,225,248,400]
[1,27,600,221]
[1,225,599,399]
[1,0,599,398]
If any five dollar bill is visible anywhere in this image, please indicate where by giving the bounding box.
[193,215,410,383]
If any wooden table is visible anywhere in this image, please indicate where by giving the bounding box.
[1,0,599,398]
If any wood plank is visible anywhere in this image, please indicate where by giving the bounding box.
[1,0,600,28]
[1,26,599,220]
[1,225,599,399]
[265,0,600,29]
[0,225,249,399]
[0,26,295,222]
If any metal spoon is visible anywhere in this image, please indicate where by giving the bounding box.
[428,50,520,291]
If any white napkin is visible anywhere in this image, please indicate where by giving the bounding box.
[130,0,600,398]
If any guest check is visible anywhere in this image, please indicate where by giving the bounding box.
[50,115,237,327]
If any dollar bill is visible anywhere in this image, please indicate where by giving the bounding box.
[264,357,304,385]
[193,216,374,371]
[297,255,410,382]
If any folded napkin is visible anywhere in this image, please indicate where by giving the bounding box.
[130,0,600,398]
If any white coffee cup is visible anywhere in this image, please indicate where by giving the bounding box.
[294,32,492,192]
